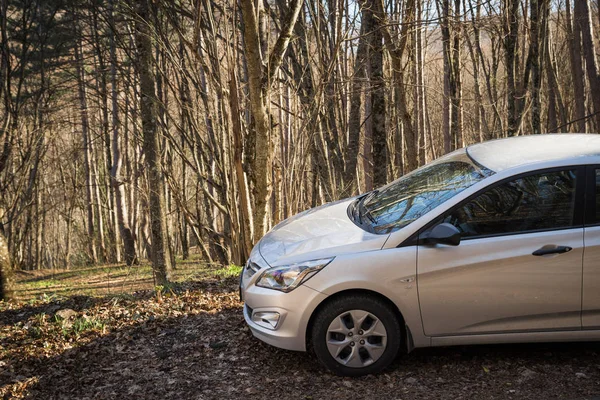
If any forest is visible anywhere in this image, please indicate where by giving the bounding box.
[1,0,600,297]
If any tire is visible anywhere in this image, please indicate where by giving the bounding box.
[311,294,402,377]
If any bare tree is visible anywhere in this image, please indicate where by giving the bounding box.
[0,226,12,300]
[504,0,520,136]
[374,0,417,171]
[109,0,137,265]
[529,0,549,135]
[574,0,600,131]
[368,0,387,187]
[135,0,172,284]
[240,0,304,239]
[0,0,14,299]
[566,0,586,132]
[74,34,98,264]
[344,21,369,193]
[2,0,600,278]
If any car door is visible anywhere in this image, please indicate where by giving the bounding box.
[583,166,600,329]
[417,167,585,337]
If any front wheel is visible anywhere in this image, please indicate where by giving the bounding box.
[311,294,402,376]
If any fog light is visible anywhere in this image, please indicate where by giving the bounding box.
[252,311,280,330]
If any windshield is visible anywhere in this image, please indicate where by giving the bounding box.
[349,150,493,234]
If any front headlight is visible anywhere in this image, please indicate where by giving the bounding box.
[255,257,334,292]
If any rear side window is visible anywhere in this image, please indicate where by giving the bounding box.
[442,169,578,238]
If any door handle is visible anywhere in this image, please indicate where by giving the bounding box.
[532,246,573,256]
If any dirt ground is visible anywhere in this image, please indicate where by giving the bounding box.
[2,271,600,399]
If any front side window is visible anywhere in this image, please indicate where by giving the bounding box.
[350,150,493,234]
[441,169,578,238]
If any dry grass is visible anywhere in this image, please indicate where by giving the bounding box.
[13,259,242,301]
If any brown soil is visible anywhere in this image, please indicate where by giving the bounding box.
[1,277,599,399]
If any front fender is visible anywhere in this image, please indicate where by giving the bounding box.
[303,248,430,348]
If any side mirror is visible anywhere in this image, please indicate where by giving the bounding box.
[420,223,461,246]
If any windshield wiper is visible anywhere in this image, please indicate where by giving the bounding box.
[358,190,378,225]
[363,189,379,204]
[350,198,363,224]
[363,208,376,223]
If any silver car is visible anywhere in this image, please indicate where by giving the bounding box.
[240,134,600,376]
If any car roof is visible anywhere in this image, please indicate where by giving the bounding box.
[466,134,600,172]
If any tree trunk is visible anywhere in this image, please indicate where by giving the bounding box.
[92,7,119,264]
[545,28,567,131]
[74,37,97,264]
[374,0,417,171]
[240,0,272,239]
[229,70,253,261]
[91,145,107,262]
[504,0,519,136]
[566,0,586,132]
[465,0,490,141]
[368,0,386,187]
[135,0,172,284]
[344,22,368,194]
[110,0,137,266]
[529,0,549,135]
[415,0,426,165]
[450,0,463,148]
[575,0,600,132]
[363,89,373,192]
[240,0,303,239]
[0,229,13,301]
[441,0,452,150]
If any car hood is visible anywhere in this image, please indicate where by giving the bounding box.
[258,198,389,266]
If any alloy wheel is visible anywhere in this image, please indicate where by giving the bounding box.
[325,309,388,368]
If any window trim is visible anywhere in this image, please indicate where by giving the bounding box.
[585,165,600,227]
[398,165,586,247]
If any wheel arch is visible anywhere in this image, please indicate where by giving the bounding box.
[305,288,414,353]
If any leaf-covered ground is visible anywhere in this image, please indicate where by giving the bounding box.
[2,268,600,399]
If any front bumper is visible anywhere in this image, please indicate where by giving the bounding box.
[242,283,328,352]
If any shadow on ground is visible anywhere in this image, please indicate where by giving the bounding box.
[0,295,101,327]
